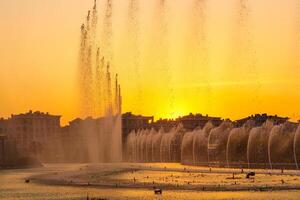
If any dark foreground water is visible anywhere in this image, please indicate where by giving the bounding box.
[1,164,300,200]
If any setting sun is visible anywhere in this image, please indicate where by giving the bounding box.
[1,1,300,199]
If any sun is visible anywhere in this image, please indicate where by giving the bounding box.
[166,105,189,120]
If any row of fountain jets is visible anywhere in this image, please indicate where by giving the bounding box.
[126,120,300,169]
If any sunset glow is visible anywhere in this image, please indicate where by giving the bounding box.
[1,0,300,124]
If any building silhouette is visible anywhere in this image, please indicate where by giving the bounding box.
[0,111,61,164]
[235,113,289,127]
[0,110,293,167]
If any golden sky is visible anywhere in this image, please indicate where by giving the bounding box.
[0,0,300,125]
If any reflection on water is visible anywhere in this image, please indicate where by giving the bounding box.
[112,170,300,188]
[1,164,300,200]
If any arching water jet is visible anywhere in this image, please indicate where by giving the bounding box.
[226,120,254,168]
[193,122,214,166]
[181,130,196,165]
[268,122,297,169]
[208,121,234,167]
[247,120,273,169]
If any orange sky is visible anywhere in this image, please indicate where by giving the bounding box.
[0,0,300,125]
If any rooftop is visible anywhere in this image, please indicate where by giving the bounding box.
[11,110,61,119]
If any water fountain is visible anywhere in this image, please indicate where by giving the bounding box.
[193,122,215,166]
[136,129,144,162]
[127,0,143,108]
[101,0,113,61]
[126,124,185,163]
[77,1,122,163]
[125,117,300,170]
[141,129,150,162]
[160,125,185,162]
[125,130,135,162]
[294,124,300,169]
[181,130,196,165]
[160,127,174,162]
[268,122,297,169]
[247,120,273,169]
[181,122,215,166]
[226,120,254,168]
[152,128,164,162]
[75,0,300,169]
[207,121,234,167]
[145,128,157,162]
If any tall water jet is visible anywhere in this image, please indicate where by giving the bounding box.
[79,1,99,117]
[184,0,211,103]
[102,0,113,61]
[92,0,98,29]
[208,121,233,167]
[77,1,122,163]
[268,122,297,169]
[154,0,175,114]
[127,0,143,111]
[78,7,99,162]
[230,0,259,98]
[85,118,101,162]
[79,12,94,117]
[193,122,215,166]
[194,0,212,112]
[247,120,273,169]
[111,72,122,162]
[226,120,254,168]
[191,0,208,65]
[94,49,103,116]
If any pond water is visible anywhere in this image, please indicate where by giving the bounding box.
[1,163,300,200]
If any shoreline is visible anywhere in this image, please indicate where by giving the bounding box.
[32,178,300,192]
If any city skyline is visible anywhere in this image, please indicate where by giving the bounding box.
[0,109,291,125]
